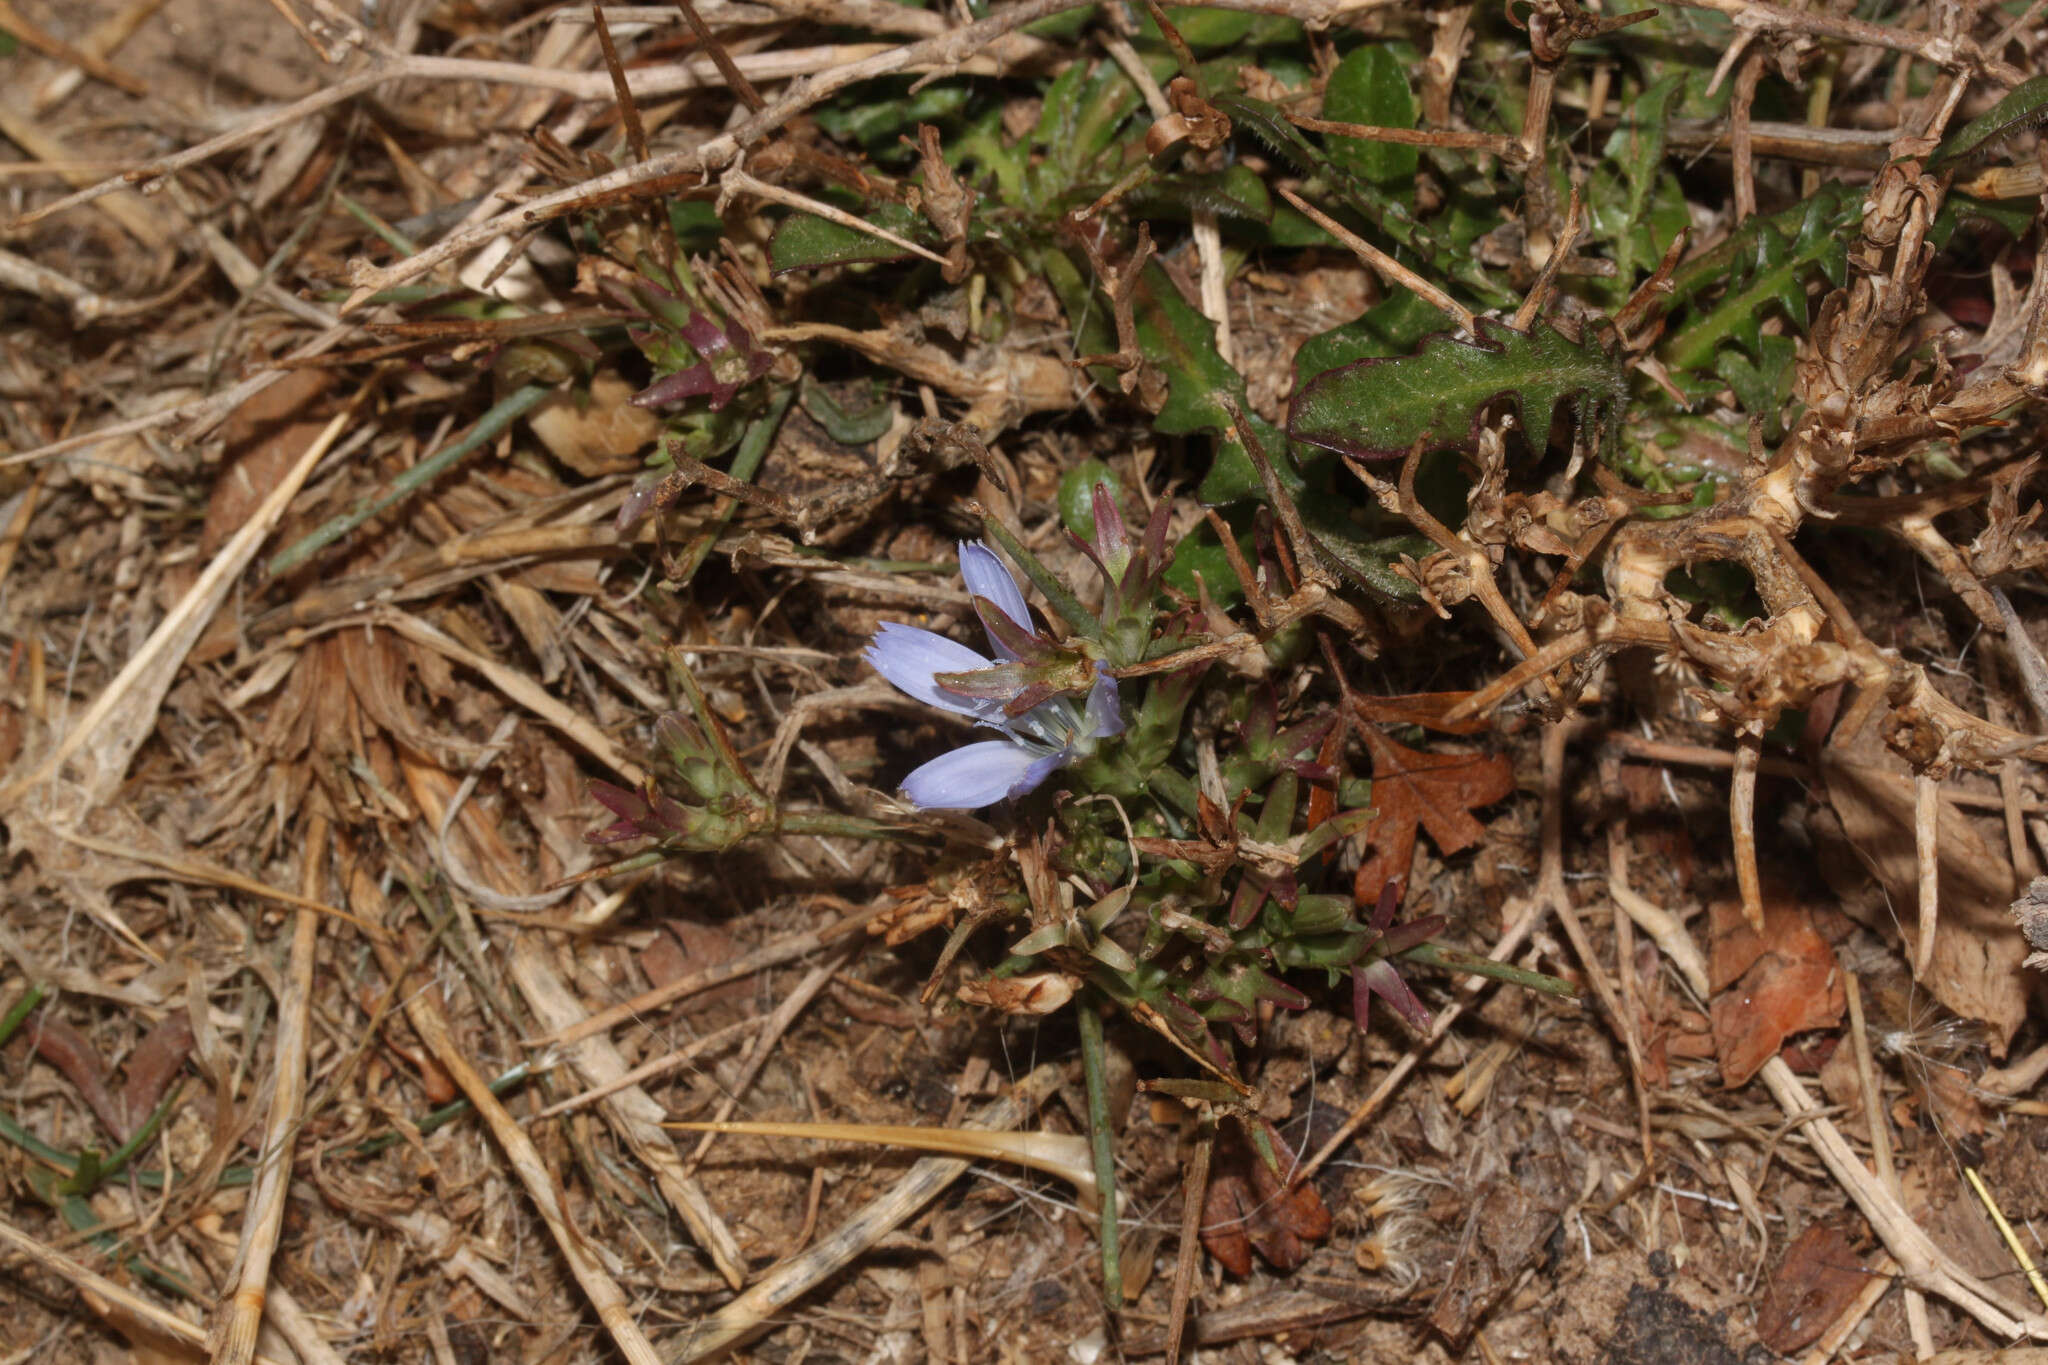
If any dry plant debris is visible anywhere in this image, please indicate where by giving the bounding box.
[4,0,2048,1360]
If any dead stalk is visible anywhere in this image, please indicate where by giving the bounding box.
[667,1064,1063,1362]
[1274,186,1475,334]
[348,863,672,1364]
[1730,728,1764,934]
[210,811,329,1365]
[1914,773,1941,978]
[1846,974,1936,1355]
[0,1215,288,1365]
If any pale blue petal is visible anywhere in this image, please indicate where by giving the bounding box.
[1083,671,1124,738]
[865,623,998,719]
[958,540,1033,658]
[900,740,1055,810]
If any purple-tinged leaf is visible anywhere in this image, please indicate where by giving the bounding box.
[1355,959,1432,1031]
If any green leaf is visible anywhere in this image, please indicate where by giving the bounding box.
[814,80,973,151]
[1132,164,1273,222]
[1033,60,1143,186]
[1939,193,2037,240]
[1323,45,1418,187]
[1291,291,1443,389]
[1289,319,1629,461]
[1060,459,1123,541]
[1298,509,1428,601]
[1400,941,1578,999]
[1589,73,1687,293]
[768,202,937,273]
[1931,75,2048,169]
[1216,91,1512,308]
[798,376,894,444]
[1600,74,1685,203]
[1143,5,1253,48]
[1120,258,1296,503]
[1037,239,1289,507]
[666,200,725,253]
[1661,184,1855,375]
[1715,335,1798,440]
[1164,522,1245,603]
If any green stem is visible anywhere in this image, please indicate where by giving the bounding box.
[980,515,1105,637]
[1399,941,1578,1000]
[0,1063,535,1189]
[673,386,795,585]
[61,1083,182,1194]
[1077,997,1122,1309]
[267,383,552,576]
[337,191,420,256]
[775,810,932,842]
[0,983,46,1048]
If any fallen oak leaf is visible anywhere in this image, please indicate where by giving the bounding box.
[1200,1115,1332,1275]
[1707,891,1846,1087]
[1755,1224,1869,1354]
[1353,727,1516,909]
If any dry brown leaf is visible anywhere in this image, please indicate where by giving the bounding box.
[1817,747,2026,1050]
[1347,690,1491,736]
[119,1011,194,1129]
[1707,892,1845,1087]
[1754,1223,1867,1353]
[1425,1178,1561,1347]
[527,366,663,476]
[204,369,335,558]
[1198,1116,1331,1276]
[1352,727,1516,907]
[642,920,754,1010]
[20,1013,127,1141]
[954,972,1077,1014]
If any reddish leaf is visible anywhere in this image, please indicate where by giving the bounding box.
[1352,728,1516,908]
[1755,1224,1866,1353]
[119,1012,194,1130]
[25,1016,128,1143]
[1707,893,1846,1087]
[1199,1117,1331,1275]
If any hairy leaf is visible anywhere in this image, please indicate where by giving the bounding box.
[1931,75,2048,169]
[1298,508,1429,602]
[1289,318,1628,461]
[1131,165,1273,222]
[1291,291,1443,390]
[1038,243,1294,505]
[1715,334,1798,438]
[768,201,937,273]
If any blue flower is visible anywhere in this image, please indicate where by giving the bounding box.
[865,541,1122,810]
